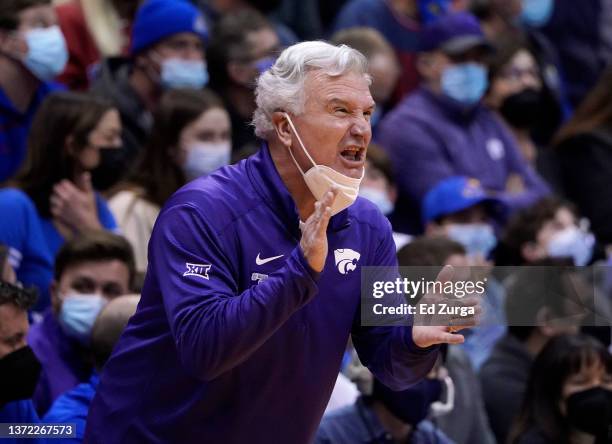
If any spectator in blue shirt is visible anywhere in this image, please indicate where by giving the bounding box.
[0,0,68,182]
[0,258,44,444]
[0,91,121,310]
[44,294,140,443]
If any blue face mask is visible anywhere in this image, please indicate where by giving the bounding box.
[441,63,488,106]
[161,58,209,89]
[22,26,68,81]
[359,186,394,216]
[521,0,554,27]
[255,56,275,74]
[182,141,232,180]
[58,293,108,345]
[447,223,497,259]
[418,0,452,24]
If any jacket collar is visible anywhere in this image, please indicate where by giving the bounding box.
[247,142,351,239]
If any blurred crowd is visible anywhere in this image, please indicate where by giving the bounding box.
[1,0,612,443]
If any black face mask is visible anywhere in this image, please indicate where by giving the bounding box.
[373,378,443,425]
[499,88,543,129]
[567,387,612,437]
[0,346,42,404]
[91,147,128,191]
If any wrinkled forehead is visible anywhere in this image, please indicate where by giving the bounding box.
[303,69,374,109]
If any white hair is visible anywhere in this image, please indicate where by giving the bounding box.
[252,41,371,139]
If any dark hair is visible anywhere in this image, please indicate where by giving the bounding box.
[397,236,465,267]
[494,197,577,266]
[54,230,136,290]
[0,0,49,30]
[486,34,531,83]
[207,9,273,89]
[510,334,612,444]
[7,92,115,217]
[554,66,612,145]
[505,259,583,342]
[330,27,395,60]
[113,88,223,208]
[0,281,37,310]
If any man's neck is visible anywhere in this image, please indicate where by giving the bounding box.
[226,83,256,120]
[371,401,412,443]
[129,68,161,111]
[525,331,549,357]
[0,57,40,114]
[268,141,316,221]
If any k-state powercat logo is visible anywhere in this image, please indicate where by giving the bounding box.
[334,249,360,275]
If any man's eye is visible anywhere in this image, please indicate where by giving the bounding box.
[335,108,348,114]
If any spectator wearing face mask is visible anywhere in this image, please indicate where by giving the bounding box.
[0,253,43,444]
[43,294,140,443]
[422,176,506,262]
[397,237,496,444]
[421,176,508,369]
[27,231,135,416]
[358,144,411,250]
[471,0,572,124]
[0,0,68,183]
[494,197,597,267]
[90,0,208,191]
[316,364,455,444]
[510,334,612,444]
[485,35,562,181]
[376,12,550,234]
[55,0,141,91]
[553,67,612,247]
[108,88,231,277]
[0,92,121,310]
[481,265,593,444]
[332,0,468,105]
[330,27,400,133]
[207,9,280,158]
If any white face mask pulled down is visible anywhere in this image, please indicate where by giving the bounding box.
[283,113,364,216]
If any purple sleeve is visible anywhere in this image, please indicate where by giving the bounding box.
[376,120,456,202]
[149,203,320,381]
[351,218,439,390]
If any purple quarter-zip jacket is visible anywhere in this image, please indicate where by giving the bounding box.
[84,143,438,444]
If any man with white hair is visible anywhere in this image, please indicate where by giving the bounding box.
[84,41,474,444]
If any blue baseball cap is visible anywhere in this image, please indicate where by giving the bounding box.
[419,12,492,55]
[422,176,506,224]
[131,0,208,55]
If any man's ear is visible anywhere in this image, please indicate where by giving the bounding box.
[271,111,292,147]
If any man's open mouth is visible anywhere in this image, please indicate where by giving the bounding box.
[340,146,365,162]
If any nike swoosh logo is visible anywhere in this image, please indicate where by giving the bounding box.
[256,253,284,266]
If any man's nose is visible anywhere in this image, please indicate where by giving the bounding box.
[350,113,371,138]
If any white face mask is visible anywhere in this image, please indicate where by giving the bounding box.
[182,141,231,180]
[283,113,363,216]
[547,226,595,266]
